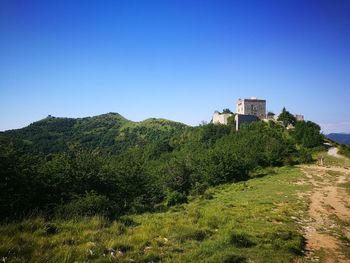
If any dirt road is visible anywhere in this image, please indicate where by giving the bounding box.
[300,151,350,262]
[328,147,345,159]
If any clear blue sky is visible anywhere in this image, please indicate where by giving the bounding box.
[1,0,350,133]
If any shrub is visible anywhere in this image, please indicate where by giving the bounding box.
[339,145,350,158]
[203,190,214,200]
[55,192,119,219]
[190,182,209,196]
[297,147,313,163]
[165,191,188,207]
[293,121,323,148]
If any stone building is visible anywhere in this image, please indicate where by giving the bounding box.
[212,111,233,125]
[235,114,258,131]
[295,114,304,121]
[236,97,266,119]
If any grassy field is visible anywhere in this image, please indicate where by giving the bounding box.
[0,166,309,263]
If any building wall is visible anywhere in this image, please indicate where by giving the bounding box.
[295,114,304,121]
[236,98,266,119]
[212,112,233,125]
[235,114,259,131]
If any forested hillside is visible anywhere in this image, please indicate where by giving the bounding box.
[0,113,324,222]
[0,113,187,155]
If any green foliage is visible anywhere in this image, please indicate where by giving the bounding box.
[0,166,308,262]
[0,144,45,219]
[55,192,118,219]
[227,115,235,126]
[0,113,323,221]
[339,144,350,158]
[292,121,323,148]
[165,191,188,206]
[296,147,313,163]
[0,113,186,155]
[278,107,296,127]
[222,108,233,114]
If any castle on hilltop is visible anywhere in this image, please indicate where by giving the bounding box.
[212,97,303,130]
[213,97,266,130]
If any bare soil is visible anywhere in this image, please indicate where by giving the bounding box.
[300,158,350,262]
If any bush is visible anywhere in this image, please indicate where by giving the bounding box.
[165,191,188,207]
[55,192,119,219]
[203,189,214,200]
[293,121,323,148]
[339,145,350,158]
[297,147,313,163]
[190,182,209,196]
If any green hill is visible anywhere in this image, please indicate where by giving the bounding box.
[0,115,328,262]
[0,113,187,154]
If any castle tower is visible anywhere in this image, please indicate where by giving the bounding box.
[236,97,266,119]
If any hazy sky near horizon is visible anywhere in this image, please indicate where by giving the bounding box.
[1,0,350,133]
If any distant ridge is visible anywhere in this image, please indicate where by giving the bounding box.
[326,133,350,145]
[0,112,188,154]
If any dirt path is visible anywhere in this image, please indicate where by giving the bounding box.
[300,163,350,263]
[328,147,345,159]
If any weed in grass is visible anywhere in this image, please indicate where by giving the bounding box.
[229,232,256,248]
[178,228,210,242]
[119,216,139,227]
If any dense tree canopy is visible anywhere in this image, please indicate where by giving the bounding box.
[278,107,297,127]
[292,121,323,148]
[0,113,324,221]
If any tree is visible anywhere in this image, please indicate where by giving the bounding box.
[227,115,235,126]
[278,107,296,127]
[222,108,233,114]
[293,121,323,148]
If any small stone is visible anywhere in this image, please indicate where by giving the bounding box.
[144,246,152,251]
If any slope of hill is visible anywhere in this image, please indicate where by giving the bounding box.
[326,133,350,145]
[1,151,349,263]
[1,116,333,262]
[0,113,188,154]
[0,166,308,263]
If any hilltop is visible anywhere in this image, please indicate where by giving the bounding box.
[0,113,187,155]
